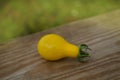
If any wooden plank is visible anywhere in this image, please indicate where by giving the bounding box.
[0,10,120,80]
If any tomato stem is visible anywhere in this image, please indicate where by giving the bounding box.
[77,44,91,62]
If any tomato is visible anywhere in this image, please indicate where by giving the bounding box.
[38,34,90,61]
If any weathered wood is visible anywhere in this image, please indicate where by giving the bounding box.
[0,10,120,80]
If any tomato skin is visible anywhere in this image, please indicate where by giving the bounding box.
[65,43,79,58]
[37,34,78,61]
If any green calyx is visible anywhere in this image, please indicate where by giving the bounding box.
[77,44,91,62]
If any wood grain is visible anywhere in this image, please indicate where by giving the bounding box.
[0,10,120,80]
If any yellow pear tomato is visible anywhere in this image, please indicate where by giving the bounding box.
[38,34,91,61]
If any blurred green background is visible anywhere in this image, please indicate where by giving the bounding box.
[0,0,120,43]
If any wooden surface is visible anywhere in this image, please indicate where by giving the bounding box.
[0,10,120,80]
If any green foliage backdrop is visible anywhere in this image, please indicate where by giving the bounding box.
[0,0,120,43]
